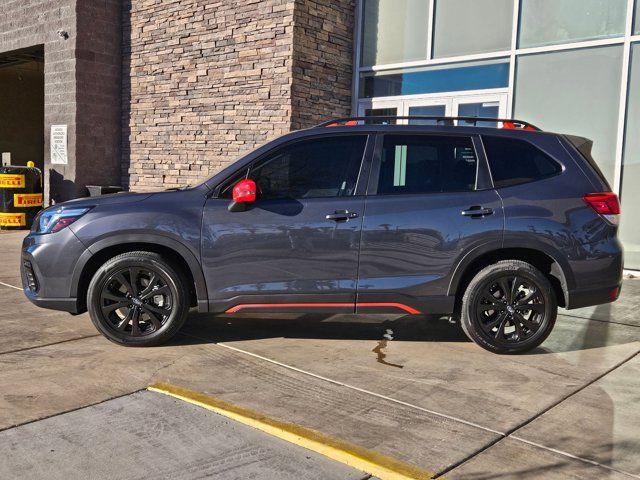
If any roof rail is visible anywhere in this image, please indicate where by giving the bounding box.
[318,116,540,131]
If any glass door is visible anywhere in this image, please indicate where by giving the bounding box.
[454,93,508,127]
[358,92,508,125]
[403,98,452,125]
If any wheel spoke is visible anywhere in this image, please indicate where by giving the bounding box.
[143,303,171,317]
[137,273,158,298]
[103,291,127,302]
[479,303,502,312]
[115,308,134,331]
[497,278,511,303]
[514,312,539,332]
[130,309,141,336]
[510,276,521,303]
[129,268,141,296]
[481,311,506,333]
[141,306,163,330]
[494,313,509,339]
[102,301,129,315]
[516,288,540,305]
[115,273,135,296]
[515,303,545,313]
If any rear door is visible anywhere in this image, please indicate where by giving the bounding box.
[201,133,372,314]
[356,132,504,314]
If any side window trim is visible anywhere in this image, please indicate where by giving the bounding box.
[473,135,494,190]
[366,133,480,196]
[212,133,372,199]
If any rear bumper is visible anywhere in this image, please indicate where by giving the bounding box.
[565,284,621,310]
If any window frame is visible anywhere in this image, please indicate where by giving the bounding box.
[212,133,374,200]
[479,134,564,189]
[366,132,492,196]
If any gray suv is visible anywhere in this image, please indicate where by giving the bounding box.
[21,117,623,354]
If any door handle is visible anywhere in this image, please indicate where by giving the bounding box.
[326,210,358,221]
[461,206,494,218]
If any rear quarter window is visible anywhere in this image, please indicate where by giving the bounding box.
[482,136,562,188]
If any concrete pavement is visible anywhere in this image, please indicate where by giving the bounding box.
[0,230,638,479]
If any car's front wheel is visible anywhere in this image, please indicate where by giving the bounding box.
[460,260,557,354]
[87,251,189,347]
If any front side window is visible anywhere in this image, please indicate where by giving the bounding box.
[377,135,478,195]
[247,136,367,200]
[482,136,561,188]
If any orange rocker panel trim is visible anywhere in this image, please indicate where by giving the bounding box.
[225,302,421,315]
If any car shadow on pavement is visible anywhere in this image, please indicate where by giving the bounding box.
[172,313,472,345]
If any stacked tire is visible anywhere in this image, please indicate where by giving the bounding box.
[0,165,43,230]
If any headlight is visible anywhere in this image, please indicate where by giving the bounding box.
[34,207,91,234]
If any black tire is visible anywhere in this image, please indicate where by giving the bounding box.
[87,251,190,347]
[460,260,557,354]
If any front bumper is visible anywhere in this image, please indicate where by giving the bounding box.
[21,228,87,313]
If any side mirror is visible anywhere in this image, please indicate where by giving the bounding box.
[228,179,257,212]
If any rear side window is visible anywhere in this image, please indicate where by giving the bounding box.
[244,135,366,200]
[377,135,477,195]
[482,136,561,188]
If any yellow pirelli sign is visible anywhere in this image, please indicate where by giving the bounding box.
[0,174,25,189]
[0,213,26,227]
[14,193,43,208]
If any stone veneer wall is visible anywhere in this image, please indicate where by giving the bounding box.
[123,0,355,191]
[122,0,296,190]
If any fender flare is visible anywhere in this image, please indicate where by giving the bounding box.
[70,233,209,312]
[447,239,573,302]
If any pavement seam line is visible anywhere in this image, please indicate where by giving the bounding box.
[434,349,640,478]
[148,382,436,480]
[214,340,505,436]
[0,281,22,291]
[0,334,101,356]
[0,389,147,434]
[560,312,640,329]
[509,435,640,479]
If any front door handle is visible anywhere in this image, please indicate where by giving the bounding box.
[461,206,494,218]
[326,210,358,221]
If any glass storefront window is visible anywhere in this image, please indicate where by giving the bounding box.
[518,0,627,48]
[360,59,509,98]
[635,0,640,34]
[620,43,640,269]
[514,46,623,183]
[361,0,430,66]
[432,0,513,58]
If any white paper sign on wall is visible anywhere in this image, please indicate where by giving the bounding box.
[50,125,68,165]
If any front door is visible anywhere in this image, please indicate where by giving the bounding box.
[356,132,504,314]
[201,134,371,314]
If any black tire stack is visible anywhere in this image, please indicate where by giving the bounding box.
[0,165,43,230]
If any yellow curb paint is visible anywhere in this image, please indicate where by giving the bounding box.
[148,382,436,480]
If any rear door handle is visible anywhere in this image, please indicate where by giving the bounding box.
[461,206,494,218]
[326,210,358,221]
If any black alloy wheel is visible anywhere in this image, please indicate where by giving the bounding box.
[474,275,545,345]
[100,266,172,337]
[461,260,557,354]
[87,251,190,346]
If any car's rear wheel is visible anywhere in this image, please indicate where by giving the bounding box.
[460,260,557,354]
[87,251,189,346]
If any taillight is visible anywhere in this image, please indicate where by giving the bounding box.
[583,192,620,224]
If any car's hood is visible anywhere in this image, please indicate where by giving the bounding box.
[55,191,155,209]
